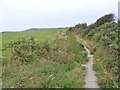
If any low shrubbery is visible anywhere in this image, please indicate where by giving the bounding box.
[2,34,88,88]
[67,14,119,88]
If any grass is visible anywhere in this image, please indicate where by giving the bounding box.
[2,28,88,88]
[77,35,118,88]
[68,21,119,88]
[2,28,63,60]
[0,32,2,89]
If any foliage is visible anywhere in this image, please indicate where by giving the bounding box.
[75,23,87,29]
[2,32,88,88]
[67,14,119,88]
[93,14,115,28]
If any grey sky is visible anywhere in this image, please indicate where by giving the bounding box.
[119,1,120,19]
[0,0,119,32]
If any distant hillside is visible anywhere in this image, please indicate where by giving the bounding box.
[24,27,68,32]
[2,27,68,33]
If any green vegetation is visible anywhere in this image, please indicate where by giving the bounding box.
[0,32,2,89]
[2,28,88,88]
[67,14,119,88]
[2,14,119,88]
[2,28,64,60]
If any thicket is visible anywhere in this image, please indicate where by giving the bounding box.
[3,34,88,88]
[67,14,119,88]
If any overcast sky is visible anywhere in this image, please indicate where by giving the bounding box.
[0,0,119,32]
[118,1,120,19]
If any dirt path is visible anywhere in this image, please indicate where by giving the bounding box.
[84,46,99,88]
[76,37,99,88]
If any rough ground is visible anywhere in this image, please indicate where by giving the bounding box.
[84,46,99,88]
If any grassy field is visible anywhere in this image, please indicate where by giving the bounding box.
[2,28,67,44]
[2,28,88,88]
[2,14,118,88]
[2,28,67,59]
[1,28,61,88]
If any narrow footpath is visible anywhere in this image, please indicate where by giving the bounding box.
[76,37,99,88]
[84,46,99,88]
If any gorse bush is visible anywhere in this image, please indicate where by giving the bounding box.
[67,14,119,88]
[3,33,88,88]
[93,14,114,28]
[6,37,40,62]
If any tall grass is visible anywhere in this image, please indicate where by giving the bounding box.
[2,32,88,88]
[68,22,119,88]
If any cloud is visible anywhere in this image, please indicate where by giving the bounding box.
[0,0,119,31]
[1,0,119,13]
